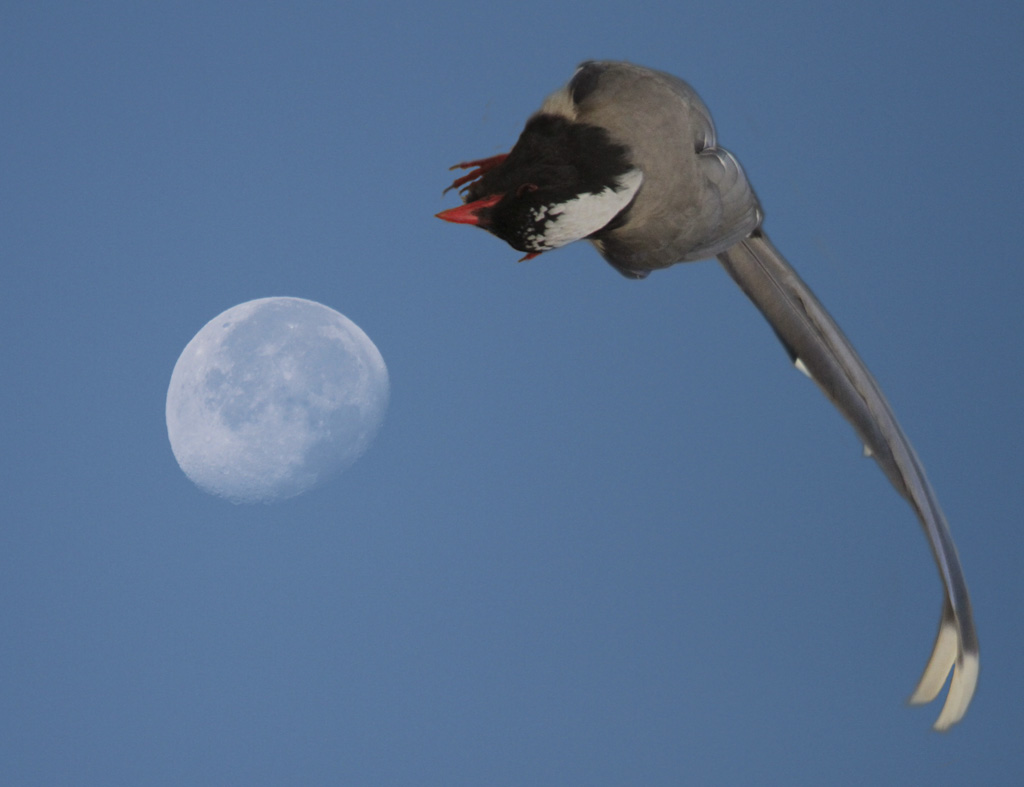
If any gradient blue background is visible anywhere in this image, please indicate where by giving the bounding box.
[3,3,1022,784]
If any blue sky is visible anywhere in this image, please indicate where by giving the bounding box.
[3,2,1023,784]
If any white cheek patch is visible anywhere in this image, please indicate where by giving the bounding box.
[528,168,643,250]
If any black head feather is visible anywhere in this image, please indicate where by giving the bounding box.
[464,113,636,253]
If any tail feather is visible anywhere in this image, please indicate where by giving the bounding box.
[717,231,978,730]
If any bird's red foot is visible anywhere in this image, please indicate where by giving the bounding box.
[443,154,509,194]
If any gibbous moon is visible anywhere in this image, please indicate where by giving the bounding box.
[166,297,389,504]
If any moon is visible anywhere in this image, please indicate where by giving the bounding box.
[165,297,389,504]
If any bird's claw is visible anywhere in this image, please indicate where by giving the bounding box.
[443,153,509,195]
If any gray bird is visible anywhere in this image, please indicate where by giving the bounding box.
[437,60,978,730]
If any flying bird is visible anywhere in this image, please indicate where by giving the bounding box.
[437,61,977,730]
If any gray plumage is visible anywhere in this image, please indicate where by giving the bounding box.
[552,62,762,274]
[438,60,978,730]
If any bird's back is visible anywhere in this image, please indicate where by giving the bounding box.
[557,62,761,275]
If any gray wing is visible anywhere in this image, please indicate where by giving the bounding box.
[717,231,978,731]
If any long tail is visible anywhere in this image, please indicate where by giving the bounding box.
[716,230,978,730]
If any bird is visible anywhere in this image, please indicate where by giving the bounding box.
[436,60,978,730]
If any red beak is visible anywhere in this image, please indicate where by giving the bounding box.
[435,194,503,226]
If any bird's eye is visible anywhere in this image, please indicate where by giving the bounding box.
[516,183,539,197]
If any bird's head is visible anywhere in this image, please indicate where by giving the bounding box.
[437,114,643,260]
